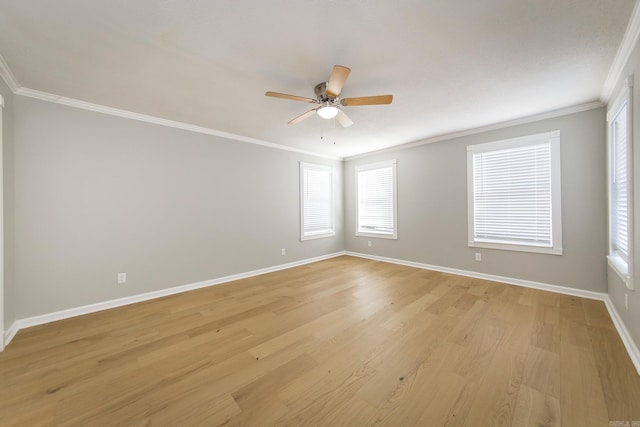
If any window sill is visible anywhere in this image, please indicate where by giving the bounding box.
[608,255,634,290]
[356,231,398,240]
[469,240,562,255]
[301,232,336,241]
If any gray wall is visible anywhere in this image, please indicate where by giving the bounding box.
[345,107,607,293]
[607,37,640,348]
[1,78,14,329]
[12,96,343,319]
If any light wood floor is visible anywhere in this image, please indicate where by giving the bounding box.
[1,256,639,426]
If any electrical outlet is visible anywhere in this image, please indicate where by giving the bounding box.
[367,241,372,247]
[281,248,286,256]
[475,253,482,261]
[625,293,629,310]
[117,273,126,284]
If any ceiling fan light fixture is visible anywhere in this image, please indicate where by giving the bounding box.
[317,105,339,119]
[265,64,392,127]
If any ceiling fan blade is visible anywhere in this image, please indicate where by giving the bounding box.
[336,110,354,128]
[288,109,317,125]
[265,91,317,103]
[326,65,351,97]
[341,95,393,106]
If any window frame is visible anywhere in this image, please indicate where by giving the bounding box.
[0,94,4,352]
[607,76,634,290]
[355,159,398,239]
[300,162,336,241]
[466,130,563,255]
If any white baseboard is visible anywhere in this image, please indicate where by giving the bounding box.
[2,251,346,349]
[604,296,640,376]
[3,321,19,348]
[347,251,640,376]
[345,251,607,301]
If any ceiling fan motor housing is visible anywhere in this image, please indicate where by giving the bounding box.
[314,82,336,103]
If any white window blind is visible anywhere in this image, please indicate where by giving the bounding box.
[607,76,634,290]
[300,163,334,240]
[611,103,629,262]
[356,160,397,238]
[467,131,562,254]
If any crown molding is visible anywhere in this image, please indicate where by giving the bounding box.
[0,53,19,93]
[344,100,604,161]
[14,87,340,160]
[601,0,640,102]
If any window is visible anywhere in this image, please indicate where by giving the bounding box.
[607,76,634,290]
[356,160,397,239]
[467,130,562,254]
[300,162,335,240]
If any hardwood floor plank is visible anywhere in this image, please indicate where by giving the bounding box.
[248,307,348,359]
[276,391,377,427]
[149,392,241,427]
[521,346,561,398]
[380,292,439,331]
[530,304,561,354]
[369,341,468,426]
[414,372,470,427]
[560,339,609,427]
[512,385,561,427]
[229,354,318,426]
[583,299,617,330]
[460,298,535,426]
[356,306,462,407]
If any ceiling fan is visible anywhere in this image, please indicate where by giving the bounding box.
[265,65,393,128]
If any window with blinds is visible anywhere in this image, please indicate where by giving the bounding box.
[607,77,634,290]
[467,131,562,254]
[611,103,629,262]
[300,163,335,240]
[356,160,397,238]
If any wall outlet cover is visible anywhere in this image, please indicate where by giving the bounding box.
[625,293,629,309]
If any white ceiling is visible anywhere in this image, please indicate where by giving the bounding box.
[0,0,636,158]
